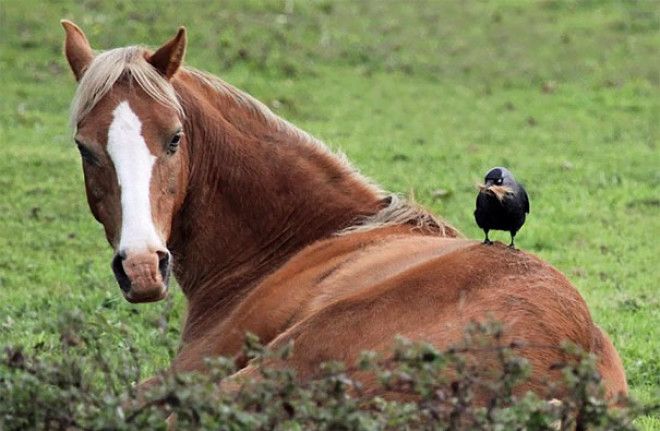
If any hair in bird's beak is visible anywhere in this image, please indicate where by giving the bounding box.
[478,184,513,202]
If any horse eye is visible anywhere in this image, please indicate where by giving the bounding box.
[75,140,99,165]
[167,132,182,154]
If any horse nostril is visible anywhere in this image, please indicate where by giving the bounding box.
[157,251,171,284]
[111,253,131,293]
[157,250,170,268]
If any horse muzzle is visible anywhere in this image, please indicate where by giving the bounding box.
[111,250,171,303]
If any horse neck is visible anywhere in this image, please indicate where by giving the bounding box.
[169,71,383,340]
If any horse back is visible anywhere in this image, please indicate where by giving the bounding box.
[178,227,627,398]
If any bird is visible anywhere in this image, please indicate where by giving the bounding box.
[474,167,529,249]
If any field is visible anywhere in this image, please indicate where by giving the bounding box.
[0,0,658,427]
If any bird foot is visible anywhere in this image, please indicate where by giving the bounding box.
[483,239,493,245]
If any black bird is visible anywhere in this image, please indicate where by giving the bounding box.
[474,167,529,248]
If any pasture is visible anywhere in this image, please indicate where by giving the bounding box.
[0,0,658,427]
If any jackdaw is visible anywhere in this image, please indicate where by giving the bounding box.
[474,167,529,248]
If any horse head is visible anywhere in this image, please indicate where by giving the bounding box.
[62,21,189,303]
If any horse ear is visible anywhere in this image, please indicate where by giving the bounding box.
[61,20,94,81]
[148,27,187,79]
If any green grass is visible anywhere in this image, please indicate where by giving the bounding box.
[1,0,658,427]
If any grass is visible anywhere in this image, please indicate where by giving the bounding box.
[0,0,657,427]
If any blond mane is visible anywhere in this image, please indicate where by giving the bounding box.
[337,194,460,237]
[70,46,182,128]
[69,46,458,238]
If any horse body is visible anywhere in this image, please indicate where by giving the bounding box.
[60,22,627,400]
[173,227,626,398]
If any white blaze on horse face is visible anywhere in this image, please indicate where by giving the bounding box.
[107,101,164,253]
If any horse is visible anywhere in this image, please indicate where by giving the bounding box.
[60,21,627,401]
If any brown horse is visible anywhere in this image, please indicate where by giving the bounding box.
[61,21,627,399]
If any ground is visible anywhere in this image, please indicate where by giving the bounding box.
[0,0,657,427]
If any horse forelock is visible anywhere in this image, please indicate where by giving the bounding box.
[70,46,183,129]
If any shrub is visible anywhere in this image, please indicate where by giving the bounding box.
[0,313,649,430]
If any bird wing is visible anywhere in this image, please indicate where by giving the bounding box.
[519,184,530,213]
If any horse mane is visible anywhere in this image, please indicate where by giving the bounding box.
[69,46,460,238]
[338,194,460,237]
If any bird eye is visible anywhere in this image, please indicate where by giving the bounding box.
[167,131,182,155]
[496,178,503,185]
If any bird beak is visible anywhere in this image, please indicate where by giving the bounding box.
[478,183,512,202]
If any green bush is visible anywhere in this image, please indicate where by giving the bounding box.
[1,313,653,430]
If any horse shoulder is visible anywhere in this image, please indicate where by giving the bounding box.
[174,228,416,368]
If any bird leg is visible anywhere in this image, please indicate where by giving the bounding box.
[508,233,516,249]
[483,231,492,245]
